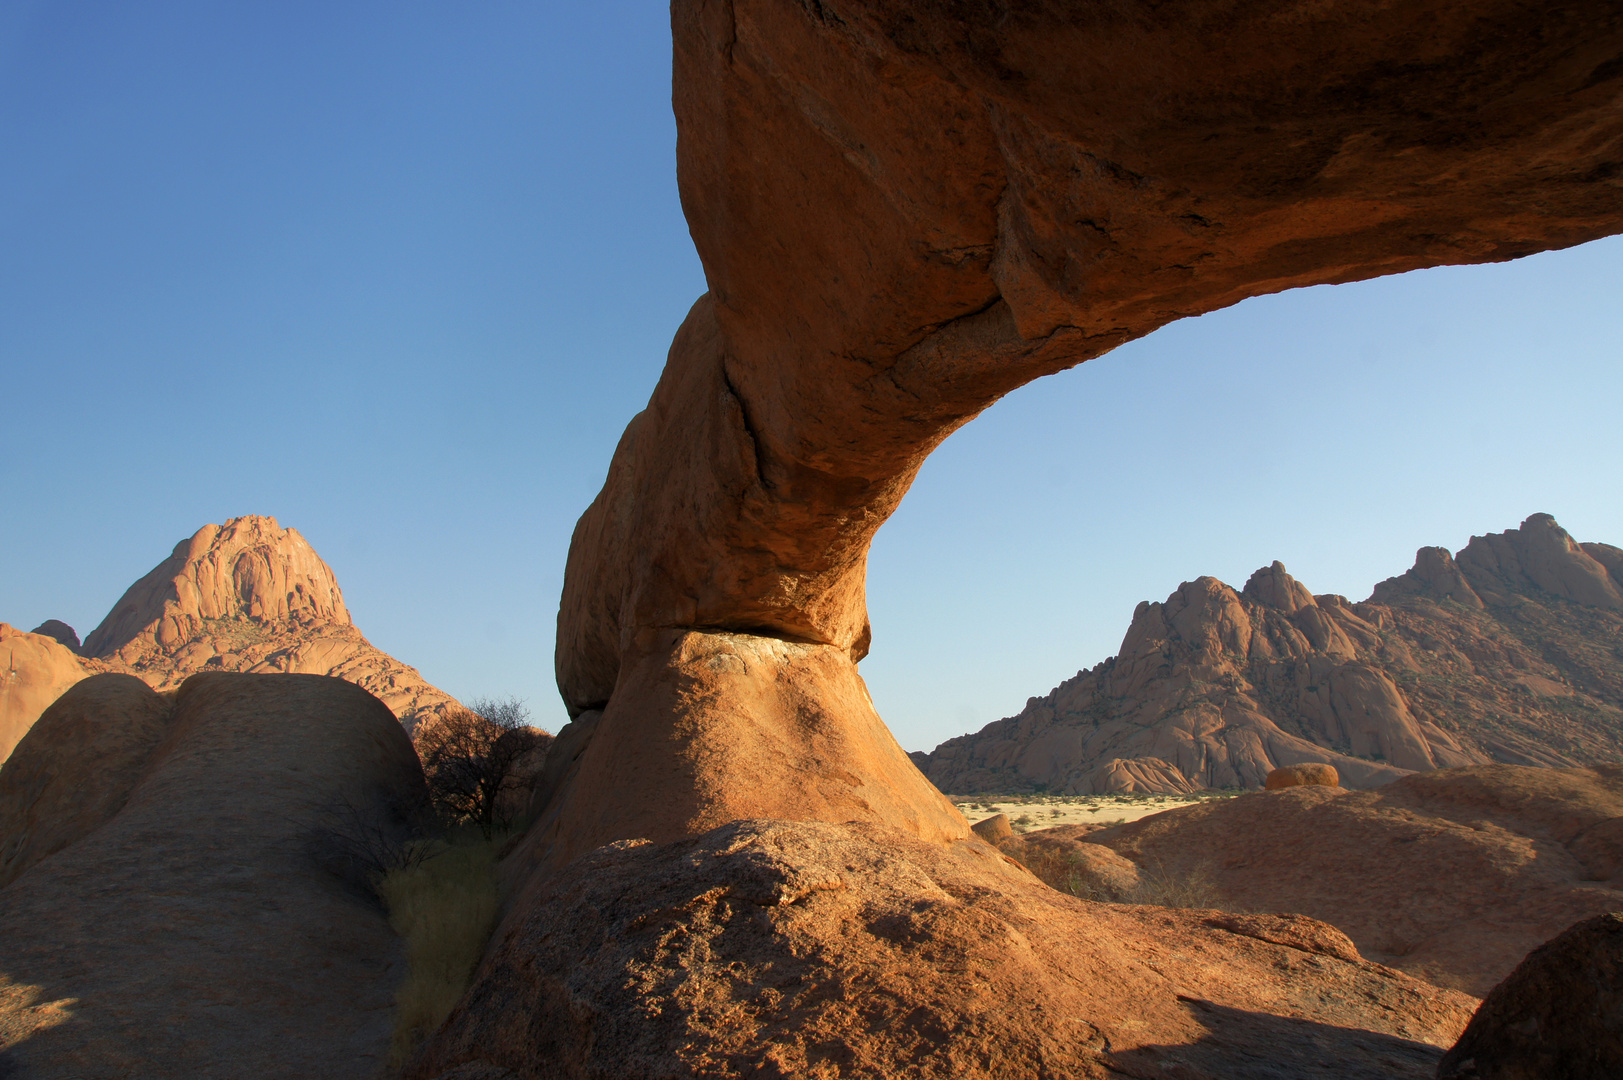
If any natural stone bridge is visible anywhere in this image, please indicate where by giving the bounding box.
[520,0,1623,868]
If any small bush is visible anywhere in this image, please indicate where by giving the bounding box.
[374,831,505,1068]
[1021,848,1121,902]
[1015,847,1236,910]
[415,698,547,839]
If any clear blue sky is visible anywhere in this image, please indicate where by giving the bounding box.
[4,4,1620,752]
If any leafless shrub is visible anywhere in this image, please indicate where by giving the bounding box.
[415,697,547,839]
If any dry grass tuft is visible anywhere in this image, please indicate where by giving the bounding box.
[375,832,504,1068]
[1016,846,1237,910]
[1126,860,1229,909]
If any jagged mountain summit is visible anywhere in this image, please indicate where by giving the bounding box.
[0,516,461,761]
[917,514,1623,795]
[83,515,351,660]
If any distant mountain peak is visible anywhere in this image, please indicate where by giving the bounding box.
[920,513,1623,796]
[82,515,351,660]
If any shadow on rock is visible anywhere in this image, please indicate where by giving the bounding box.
[0,671,428,1079]
[1110,999,1449,1080]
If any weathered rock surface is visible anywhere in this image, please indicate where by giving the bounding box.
[0,625,95,764]
[0,672,426,1078]
[81,515,463,731]
[920,515,1623,794]
[969,811,1013,844]
[83,515,350,657]
[415,819,1475,1080]
[508,629,968,884]
[1437,911,1623,1080]
[494,11,1623,1071]
[1058,763,1623,996]
[1266,763,1340,789]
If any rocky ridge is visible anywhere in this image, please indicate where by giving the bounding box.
[919,514,1623,795]
[1,516,463,762]
[1023,762,1623,997]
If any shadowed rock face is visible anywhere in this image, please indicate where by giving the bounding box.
[545,0,1623,848]
[0,674,175,890]
[25,622,78,653]
[0,672,427,1079]
[919,515,1623,794]
[1438,912,1623,1080]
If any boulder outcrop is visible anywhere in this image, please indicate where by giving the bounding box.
[1067,763,1623,996]
[0,624,95,763]
[1266,763,1340,789]
[1437,912,1623,1080]
[0,674,175,890]
[25,622,79,652]
[0,672,426,1078]
[413,819,1476,1080]
[920,515,1623,794]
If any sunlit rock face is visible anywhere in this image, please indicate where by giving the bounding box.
[83,515,351,660]
[445,6,1623,1077]
[0,625,94,763]
[77,515,462,730]
[921,515,1623,795]
[546,0,1623,848]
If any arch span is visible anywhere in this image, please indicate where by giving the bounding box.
[523,0,1623,867]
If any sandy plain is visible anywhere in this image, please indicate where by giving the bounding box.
[949,791,1241,831]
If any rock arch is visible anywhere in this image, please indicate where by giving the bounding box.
[522,0,1623,867]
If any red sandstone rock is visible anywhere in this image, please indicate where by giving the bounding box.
[0,672,427,1077]
[497,8,1621,1074]
[969,812,1013,843]
[413,820,1475,1080]
[1079,763,1623,995]
[1455,513,1623,610]
[1437,912,1623,1080]
[506,629,968,883]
